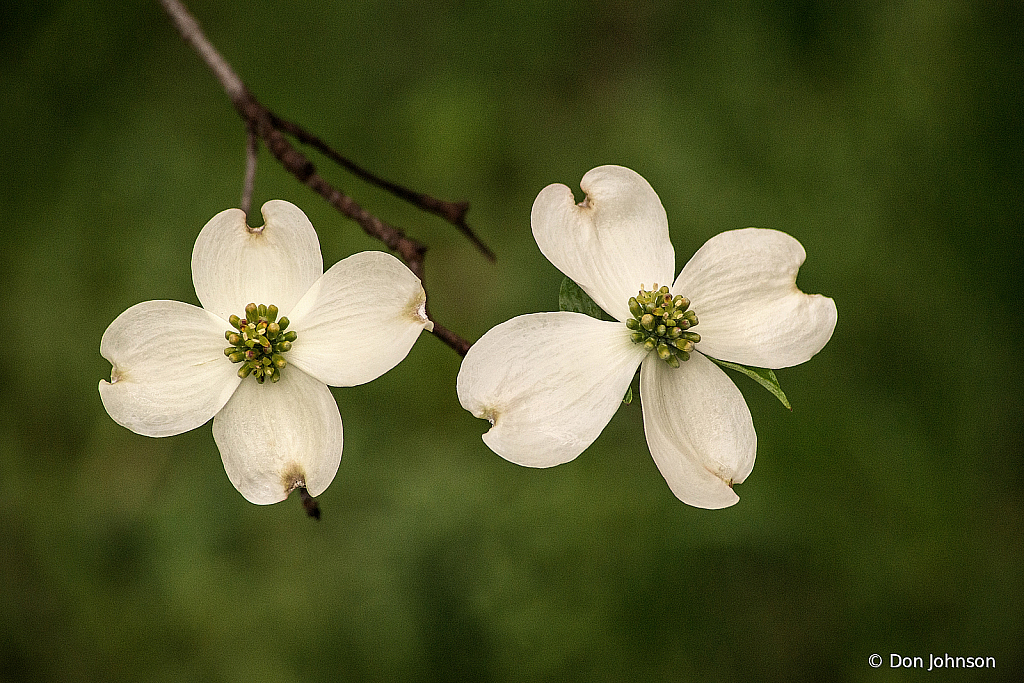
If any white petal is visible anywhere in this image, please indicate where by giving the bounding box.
[457,312,647,467]
[191,200,324,321]
[212,368,343,505]
[532,165,675,322]
[674,228,837,368]
[640,352,756,509]
[99,300,241,437]
[285,251,432,387]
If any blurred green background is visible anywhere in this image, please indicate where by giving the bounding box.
[2,0,1021,680]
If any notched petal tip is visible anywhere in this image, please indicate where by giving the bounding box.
[97,300,243,438]
[285,251,432,387]
[280,461,308,497]
[215,200,302,237]
[675,228,837,368]
[251,199,311,235]
[243,199,314,235]
[409,289,434,332]
[640,354,755,509]
[456,312,646,468]
[192,200,324,320]
[213,370,343,505]
[532,166,675,322]
[473,405,498,427]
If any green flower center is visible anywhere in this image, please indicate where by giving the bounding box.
[223,303,297,384]
[625,284,700,368]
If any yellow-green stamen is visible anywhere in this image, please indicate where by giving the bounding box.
[625,284,700,368]
[223,302,296,384]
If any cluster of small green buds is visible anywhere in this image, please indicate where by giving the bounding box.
[224,303,297,384]
[625,285,700,368]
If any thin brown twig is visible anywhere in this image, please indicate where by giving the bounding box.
[270,114,495,262]
[241,122,258,217]
[158,0,474,356]
[298,487,321,521]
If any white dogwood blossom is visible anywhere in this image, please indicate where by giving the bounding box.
[457,166,837,508]
[100,200,433,505]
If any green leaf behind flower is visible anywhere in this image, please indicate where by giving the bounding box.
[558,277,614,321]
[706,356,792,410]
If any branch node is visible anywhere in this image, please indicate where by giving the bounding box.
[159,0,478,357]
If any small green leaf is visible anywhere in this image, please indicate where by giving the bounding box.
[706,356,792,410]
[622,386,633,405]
[558,277,613,321]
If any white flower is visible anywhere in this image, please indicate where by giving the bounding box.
[456,165,836,508]
[99,200,433,505]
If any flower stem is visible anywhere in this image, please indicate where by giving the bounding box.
[299,487,321,521]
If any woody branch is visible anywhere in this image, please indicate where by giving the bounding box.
[158,0,490,356]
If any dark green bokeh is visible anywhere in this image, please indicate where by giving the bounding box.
[2,0,1020,680]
